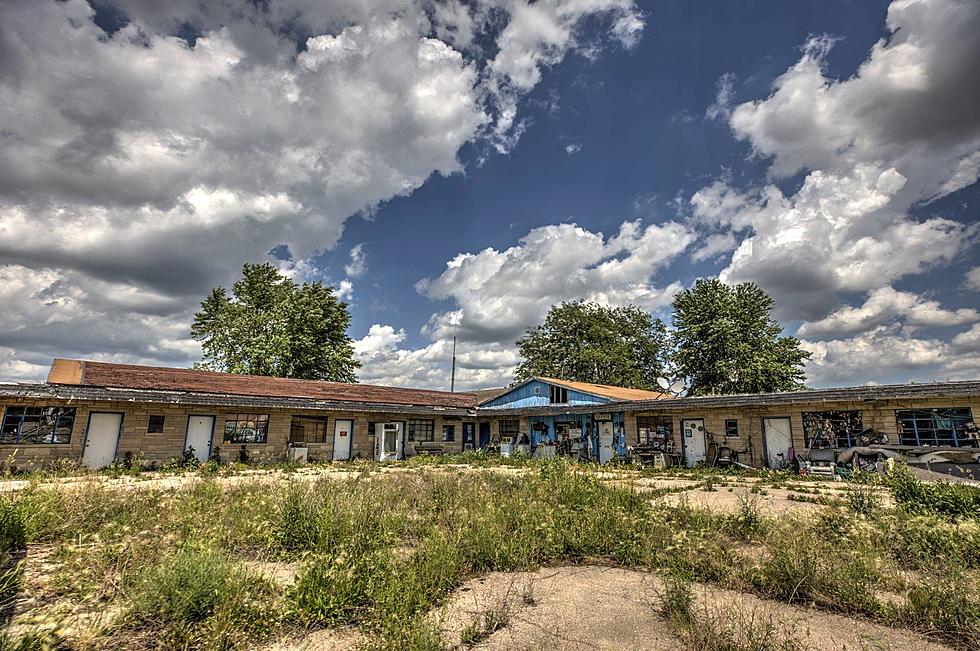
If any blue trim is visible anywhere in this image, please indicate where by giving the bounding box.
[482,379,613,409]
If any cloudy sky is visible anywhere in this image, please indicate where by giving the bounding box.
[1,0,978,390]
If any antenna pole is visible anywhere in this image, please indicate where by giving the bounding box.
[450,320,458,392]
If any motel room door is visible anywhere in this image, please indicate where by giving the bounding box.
[333,419,353,461]
[763,417,793,469]
[597,421,614,464]
[681,418,706,467]
[478,422,491,448]
[83,412,122,469]
[184,415,214,464]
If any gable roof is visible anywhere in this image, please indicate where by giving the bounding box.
[47,359,477,409]
[537,377,669,402]
[478,376,668,405]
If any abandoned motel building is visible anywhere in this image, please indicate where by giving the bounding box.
[0,359,979,473]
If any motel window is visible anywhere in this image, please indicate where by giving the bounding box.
[549,386,568,404]
[290,416,327,444]
[147,415,165,433]
[223,413,270,444]
[803,411,863,448]
[407,419,434,443]
[442,424,455,442]
[0,407,76,445]
[636,416,672,445]
[499,419,520,439]
[724,419,739,438]
[896,408,974,447]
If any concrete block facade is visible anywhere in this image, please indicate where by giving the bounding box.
[0,397,470,469]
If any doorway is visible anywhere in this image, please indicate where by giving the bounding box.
[478,422,491,448]
[83,412,122,469]
[333,419,353,460]
[681,418,706,467]
[598,421,614,464]
[763,417,793,468]
[462,422,476,450]
[184,415,214,463]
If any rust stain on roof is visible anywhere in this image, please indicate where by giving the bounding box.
[536,376,669,402]
[48,359,478,408]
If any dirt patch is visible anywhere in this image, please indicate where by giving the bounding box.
[438,566,955,651]
[255,628,363,651]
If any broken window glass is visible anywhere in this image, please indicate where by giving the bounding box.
[0,407,76,444]
[223,413,270,444]
[896,408,974,447]
[803,411,863,448]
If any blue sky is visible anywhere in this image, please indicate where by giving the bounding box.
[0,0,977,389]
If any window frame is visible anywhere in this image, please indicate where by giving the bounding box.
[896,408,973,447]
[222,413,270,444]
[549,385,568,404]
[442,424,455,442]
[147,415,166,434]
[407,418,435,443]
[289,415,328,444]
[499,419,520,438]
[636,415,672,445]
[724,419,739,438]
[0,406,76,445]
[802,410,863,448]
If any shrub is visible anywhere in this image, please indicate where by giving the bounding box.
[890,463,980,520]
[126,545,276,647]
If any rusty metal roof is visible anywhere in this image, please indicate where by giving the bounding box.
[47,359,478,409]
[0,382,475,416]
[536,376,670,402]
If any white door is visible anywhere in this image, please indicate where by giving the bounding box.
[763,417,793,468]
[682,419,706,467]
[184,415,214,463]
[374,422,403,461]
[333,419,353,460]
[598,421,614,464]
[83,413,122,469]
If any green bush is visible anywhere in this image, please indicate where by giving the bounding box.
[890,464,980,520]
[126,545,276,647]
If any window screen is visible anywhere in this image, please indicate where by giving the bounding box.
[0,407,76,444]
[499,420,520,437]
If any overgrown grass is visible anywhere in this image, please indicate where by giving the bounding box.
[1,459,978,649]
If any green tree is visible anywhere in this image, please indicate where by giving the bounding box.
[514,301,670,389]
[671,279,809,395]
[191,263,360,382]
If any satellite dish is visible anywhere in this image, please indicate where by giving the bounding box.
[656,377,670,390]
[669,380,686,395]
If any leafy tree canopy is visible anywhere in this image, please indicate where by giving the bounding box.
[514,301,670,389]
[191,263,360,382]
[671,278,810,395]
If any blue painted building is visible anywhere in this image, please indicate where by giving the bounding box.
[479,377,665,461]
